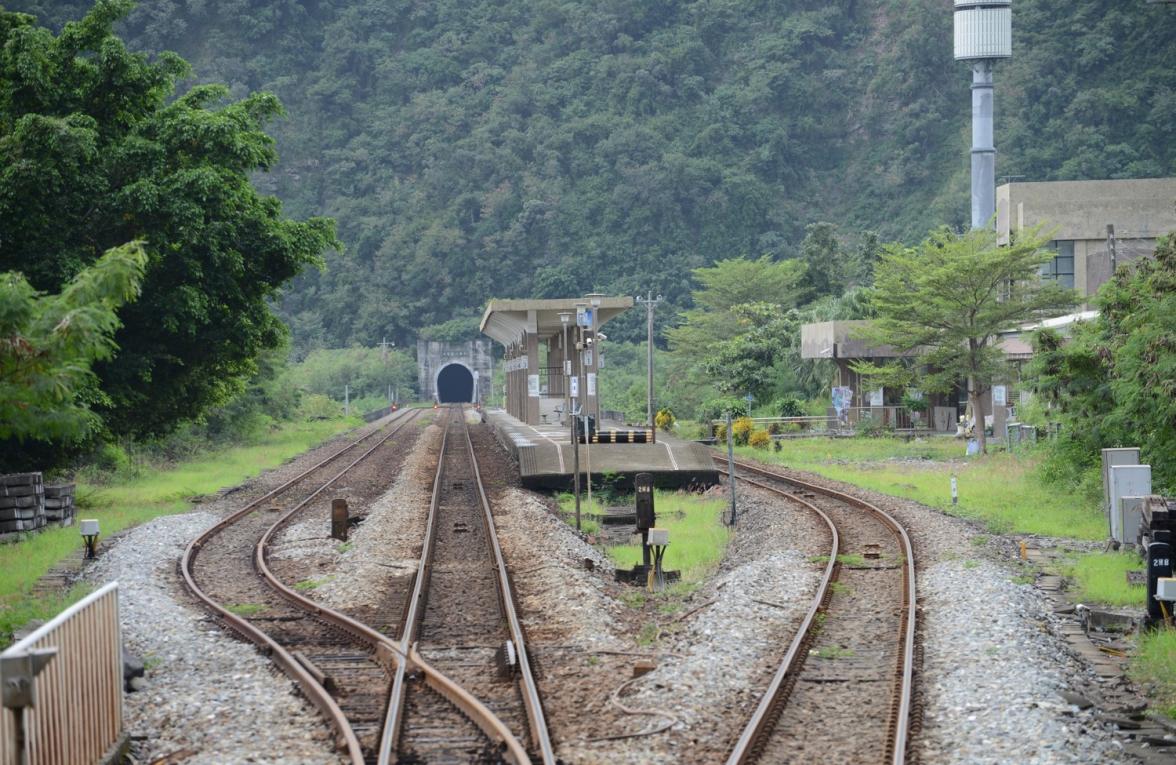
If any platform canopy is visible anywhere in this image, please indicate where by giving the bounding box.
[480,297,634,346]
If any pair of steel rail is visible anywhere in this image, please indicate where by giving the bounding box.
[718,457,917,765]
[180,406,554,765]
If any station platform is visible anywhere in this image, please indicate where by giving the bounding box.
[484,409,719,490]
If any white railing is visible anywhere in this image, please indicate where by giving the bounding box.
[1,582,123,765]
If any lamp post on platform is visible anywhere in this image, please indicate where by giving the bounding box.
[585,293,605,424]
[559,312,572,427]
[572,302,588,531]
[636,292,663,441]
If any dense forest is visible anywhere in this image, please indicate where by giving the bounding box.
[6,0,1175,352]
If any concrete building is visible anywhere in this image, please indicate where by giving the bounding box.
[799,178,1176,435]
[997,178,1176,304]
[417,339,494,404]
[479,297,633,426]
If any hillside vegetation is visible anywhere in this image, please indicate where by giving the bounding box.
[8,0,1174,350]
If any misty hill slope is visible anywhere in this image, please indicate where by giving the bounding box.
[10,0,1174,346]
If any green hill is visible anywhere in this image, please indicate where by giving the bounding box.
[9,0,1173,348]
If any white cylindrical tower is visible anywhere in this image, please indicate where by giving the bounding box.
[954,0,1012,230]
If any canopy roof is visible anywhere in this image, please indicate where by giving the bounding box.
[480,297,634,346]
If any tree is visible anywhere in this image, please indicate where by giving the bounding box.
[701,302,798,401]
[666,256,805,364]
[0,1,338,439]
[860,226,1076,453]
[1,243,146,452]
[797,222,847,303]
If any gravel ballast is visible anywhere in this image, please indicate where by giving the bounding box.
[762,463,1137,765]
[84,512,343,765]
[919,558,1127,764]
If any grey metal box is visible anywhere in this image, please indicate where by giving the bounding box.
[1109,466,1151,543]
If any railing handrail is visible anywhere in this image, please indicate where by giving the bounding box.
[1,581,119,657]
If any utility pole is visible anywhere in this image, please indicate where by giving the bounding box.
[636,291,664,442]
[378,337,395,405]
[726,411,737,526]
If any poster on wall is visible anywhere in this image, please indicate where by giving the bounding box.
[993,385,1007,406]
[831,386,853,419]
[869,388,884,407]
[528,374,540,397]
[587,373,597,396]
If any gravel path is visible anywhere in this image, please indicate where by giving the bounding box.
[84,512,342,765]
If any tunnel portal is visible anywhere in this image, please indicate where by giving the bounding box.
[436,363,475,403]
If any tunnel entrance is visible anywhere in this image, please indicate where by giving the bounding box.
[436,363,475,403]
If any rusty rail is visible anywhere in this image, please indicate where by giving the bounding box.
[379,406,554,765]
[719,457,917,765]
[1,582,122,765]
[181,409,419,764]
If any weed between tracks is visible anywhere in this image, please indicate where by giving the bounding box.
[556,489,728,649]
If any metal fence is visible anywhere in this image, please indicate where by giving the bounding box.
[1,582,123,765]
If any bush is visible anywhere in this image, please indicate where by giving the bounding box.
[900,392,928,413]
[774,397,805,418]
[299,394,343,420]
[749,429,772,449]
[655,407,676,431]
[698,397,750,422]
[856,416,890,437]
[732,416,755,445]
[91,442,132,474]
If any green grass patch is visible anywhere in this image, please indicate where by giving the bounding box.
[605,491,729,583]
[1132,630,1176,719]
[636,622,660,646]
[734,438,1104,539]
[813,645,854,660]
[1062,552,1146,607]
[0,417,357,647]
[225,603,266,617]
[293,577,332,591]
[810,553,868,567]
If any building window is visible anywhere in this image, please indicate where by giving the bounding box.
[1040,240,1075,289]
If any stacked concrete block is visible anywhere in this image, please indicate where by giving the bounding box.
[1,472,46,536]
[44,483,76,526]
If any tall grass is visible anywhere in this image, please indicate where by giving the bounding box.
[1133,630,1176,719]
[606,491,729,583]
[0,417,356,645]
[735,438,1104,539]
[1063,553,1146,607]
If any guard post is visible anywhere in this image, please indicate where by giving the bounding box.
[331,498,349,542]
[635,473,655,573]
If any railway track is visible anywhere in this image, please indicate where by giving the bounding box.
[718,456,918,765]
[181,408,423,761]
[181,405,553,765]
[381,405,555,765]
